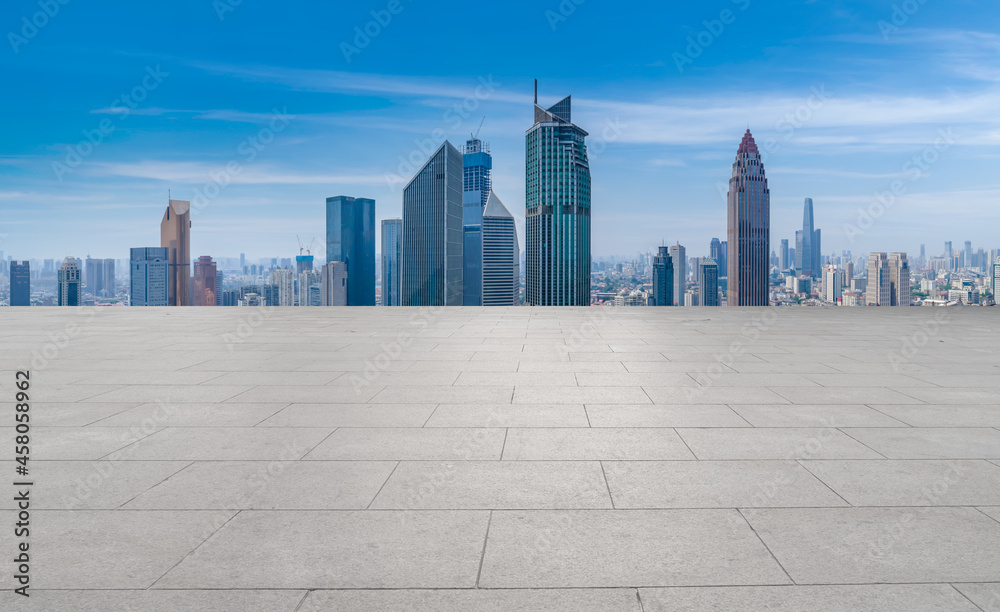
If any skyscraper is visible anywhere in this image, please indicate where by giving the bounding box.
[727,130,770,306]
[710,238,726,279]
[795,198,821,278]
[888,252,910,307]
[669,244,686,306]
[321,261,348,306]
[381,218,403,306]
[193,256,217,306]
[57,257,82,306]
[160,199,191,306]
[526,83,591,306]
[462,136,492,306]
[326,196,376,306]
[481,191,520,306]
[780,239,790,271]
[700,259,720,306]
[10,261,30,306]
[993,258,1000,298]
[651,247,673,307]
[944,241,953,270]
[965,241,973,271]
[216,270,223,306]
[402,141,464,306]
[129,247,168,306]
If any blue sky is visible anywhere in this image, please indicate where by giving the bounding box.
[2,0,999,262]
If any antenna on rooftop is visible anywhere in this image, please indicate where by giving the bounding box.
[534,79,538,105]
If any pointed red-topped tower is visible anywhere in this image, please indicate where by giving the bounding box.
[726,130,770,306]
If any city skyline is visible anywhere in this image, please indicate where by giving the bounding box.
[3,3,1000,261]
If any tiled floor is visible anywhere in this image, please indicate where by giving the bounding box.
[2,306,1000,610]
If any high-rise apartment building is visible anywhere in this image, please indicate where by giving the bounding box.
[129,247,169,306]
[271,269,295,306]
[481,191,520,306]
[669,244,686,306]
[700,259,720,306]
[326,195,376,306]
[193,256,217,306]
[57,257,82,306]
[160,199,191,306]
[652,247,673,307]
[10,261,30,306]
[867,252,909,306]
[823,264,844,304]
[84,257,115,297]
[321,261,348,306]
[402,141,464,306]
[525,83,591,306]
[993,258,1000,297]
[381,218,403,306]
[462,136,492,305]
[727,130,770,306]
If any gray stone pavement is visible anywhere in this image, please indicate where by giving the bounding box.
[1,306,999,610]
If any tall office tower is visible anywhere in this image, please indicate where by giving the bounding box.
[57,257,82,306]
[381,218,403,306]
[888,252,910,307]
[326,195,376,306]
[193,256,218,306]
[669,244,686,306]
[525,83,592,306]
[240,253,246,269]
[944,241,953,270]
[462,136,493,305]
[321,261,348,306]
[160,199,191,306]
[964,241,973,270]
[845,260,854,283]
[102,258,116,296]
[216,270,223,306]
[710,238,727,277]
[726,130,770,306]
[700,259,720,306]
[813,229,821,270]
[129,247,169,306]
[993,259,1000,296]
[10,261,30,306]
[481,191,520,306]
[402,141,464,306]
[779,239,790,271]
[271,269,295,306]
[42,258,53,275]
[919,244,926,267]
[651,247,674,306]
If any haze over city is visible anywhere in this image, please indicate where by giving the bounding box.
[2,0,1000,261]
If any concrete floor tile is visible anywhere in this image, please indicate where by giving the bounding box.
[300,589,641,612]
[5,590,307,612]
[743,507,1000,583]
[92,402,286,427]
[371,461,612,509]
[640,585,980,612]
[479,509,790,587]
[425,404,590,427]
[871,404,1000,427]
[513,386,652,404]
[768,386,919,405]
[953,584,1000,612]
[119,427,331,460]
[258,403,437,427]
[800,460,1000,506]
[842,427,1000,459]
[502,428,695,460]
[306,428,505,460]
[729,404,908,427]
[604,461,848,508]
[585,405,751,428]
[124,461,396,509]
[676,428,883,460]
[644,386,789,405]
[155,510,489,589]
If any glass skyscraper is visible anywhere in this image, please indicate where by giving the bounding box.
[526,84,591,306]
[402,141,464,306]
[727,130,770,306]
[381,218,402,306]
[193,256,217,306]
[10,261,30,306]
[670,244,686,306]
[326,195,376,306]
[796,198,821,278]
[160,199,191,306]
[129,247,169,306]
[652,247,673,307]
[481,191,519,306]
[462,137,492,306]
[700,259,720,306]
[57,257,82,306]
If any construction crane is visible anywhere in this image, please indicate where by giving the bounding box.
[297,236,318,256]
[471,116,485,140]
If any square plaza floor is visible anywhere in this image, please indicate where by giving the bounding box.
[2,306,1000,611]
